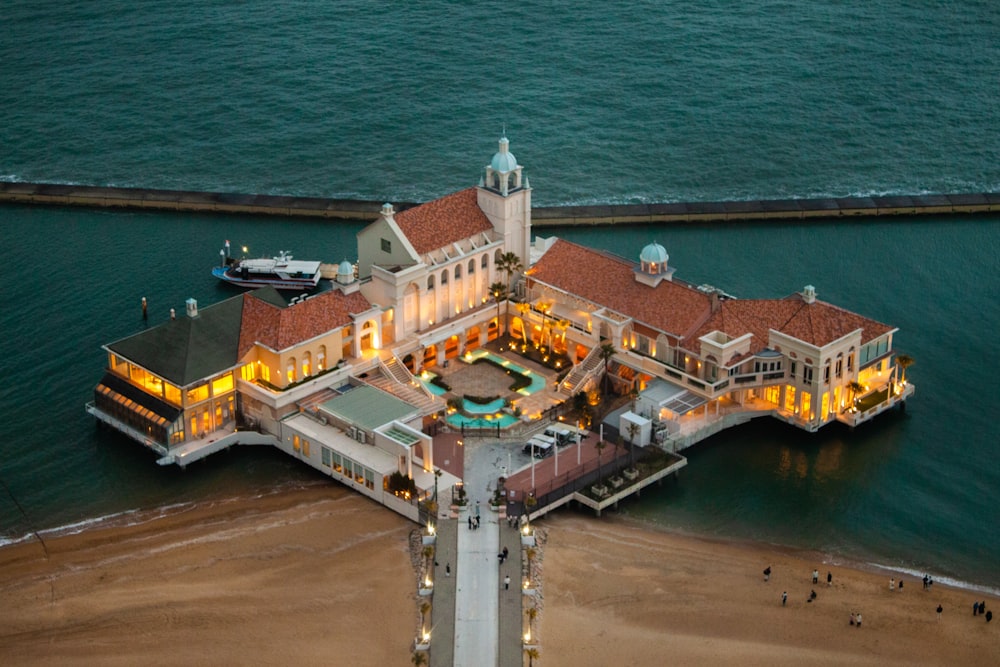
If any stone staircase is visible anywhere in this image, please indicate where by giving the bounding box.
[560,345,605,395]
[361,357,443,415]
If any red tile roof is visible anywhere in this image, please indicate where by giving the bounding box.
[238,289,372,356]
[688,296,894,357]
[394,187,494,255]
[527,239,713,338]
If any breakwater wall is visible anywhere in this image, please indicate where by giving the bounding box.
[2,181,998,225]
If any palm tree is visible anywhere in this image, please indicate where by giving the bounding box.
[419,601,431,634]
[524,647,540,666]
[525,546,536,578]
[497,251,523,297]
[555,318,571,356]
[422,545,435,577]
[626,420,641,472]
[895,353,914,383]
[536,300,552,353]
[848,380,865,409]
[525,605,538,642]
[412,650,428,666]
[490,281,507,335]
[515,302,532,344]
[598,342,616,395]
[497,251,524,325]
[523,494,537,528]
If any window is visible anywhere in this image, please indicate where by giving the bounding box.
[381,238,391,253]
[835,358,843,378]
[333,453,342,473]
[468,259,476,274]
[847,353,854,373]
[803,367,814,383]
[293,434,300,451]
[211,373,234,395]
[365,469,375,490]
[441,270,448,285]
[824,363,831,384]
[427,275,435,290]
[455,264,462,279]
[322,446,331,466]
[186,384,209,403]
[481,254,488,269]
[790,361,797,379]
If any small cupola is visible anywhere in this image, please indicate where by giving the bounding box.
[802,285,817,304]
[634,242,675,287]
[483,133,524,197]
[336,260,355,285]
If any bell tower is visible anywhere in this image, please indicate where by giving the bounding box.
[477,133,532,269]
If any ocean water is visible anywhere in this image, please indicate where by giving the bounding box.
[2,2,999,589]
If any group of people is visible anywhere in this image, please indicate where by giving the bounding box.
[498,546,509,564]
[972,600,993,622]
[467,515,482,530]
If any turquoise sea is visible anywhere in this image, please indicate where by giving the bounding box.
[2,2,998,590]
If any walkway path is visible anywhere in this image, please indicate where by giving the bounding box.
[453,503,499,666]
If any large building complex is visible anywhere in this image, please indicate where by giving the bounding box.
[87,137,914,520]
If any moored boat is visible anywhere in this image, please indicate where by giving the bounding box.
[213,241,322,290]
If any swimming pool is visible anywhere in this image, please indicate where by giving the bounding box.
[445,412,520,429]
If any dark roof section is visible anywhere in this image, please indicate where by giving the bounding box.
[106,296,245,386]
[96,372,183,422]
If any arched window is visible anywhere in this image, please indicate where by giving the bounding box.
[455,264,462,279]
[427,274,435,290]
[481,254,489,269]
[468,259,476,274]
[441,269,448,285]
[317,345,326,371]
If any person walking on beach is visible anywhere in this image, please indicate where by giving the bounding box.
[782,591,787,606]
[763,566,771,582]
[850,612,856,626]
[889,577,895,591]
[812,569,819,584]
[856,612,862,628]
[446,563,451,577]
[827,571,832,587]
[936,604,943,620]
[986,610,993,623]
[898,579,903,591]
[974,601,979,616]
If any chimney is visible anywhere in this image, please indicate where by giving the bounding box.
[185,298,198,318]
[802,285,816,304]
[710,291,721,313]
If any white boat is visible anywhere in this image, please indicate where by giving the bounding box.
[213,241,322,290]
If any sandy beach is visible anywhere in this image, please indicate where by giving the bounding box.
[2,489,997,667]
[537,513,998,666]
[0,485,416,666]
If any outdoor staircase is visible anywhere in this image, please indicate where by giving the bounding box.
[362,357,443,415]
[560,345,605,395]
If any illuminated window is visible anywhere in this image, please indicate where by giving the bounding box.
[317,346,326,371]
[212,373,234,395]
[784,386,796,412]
[293,434,300,451]
[164,383,181,405]
[286,358,296,384]
[241,364,256,382]
[186,384,209,403]
[333,453,342,473]
[303,440,310,457]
